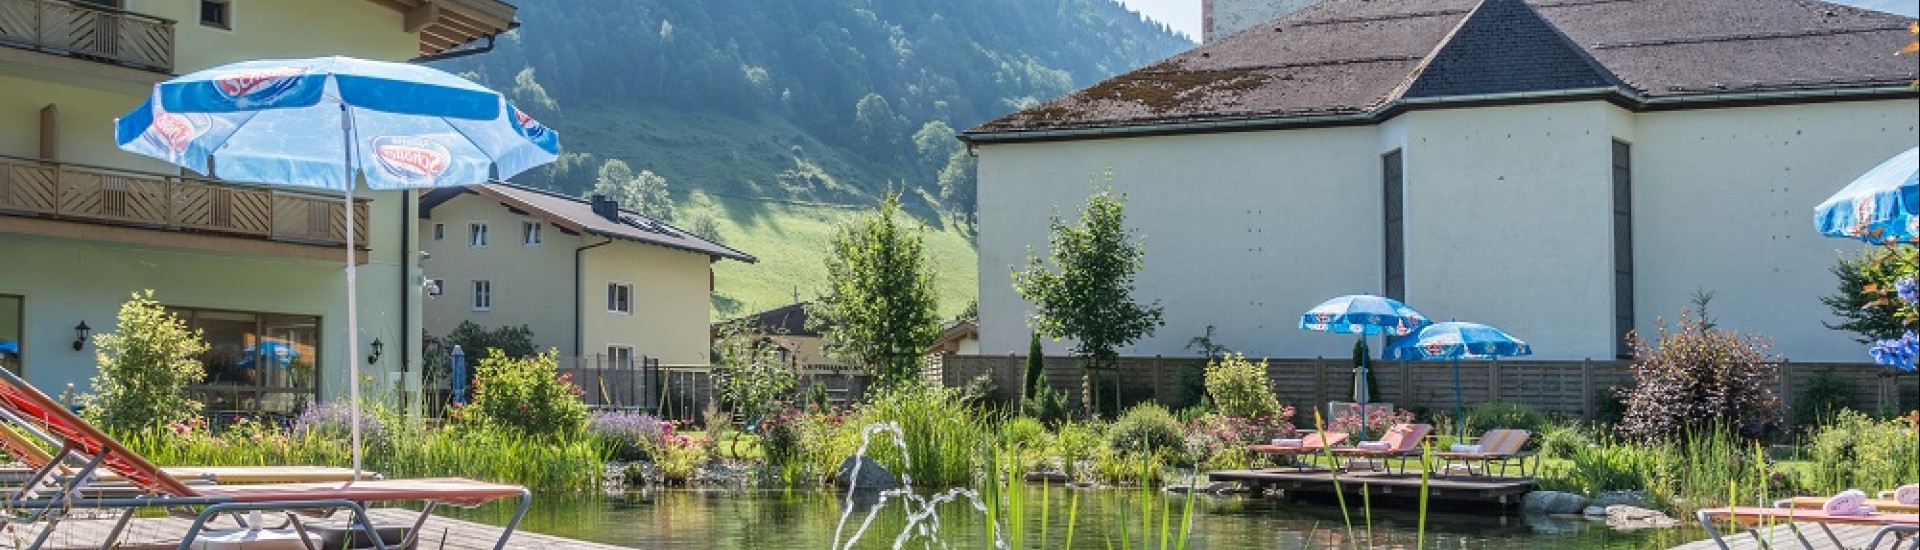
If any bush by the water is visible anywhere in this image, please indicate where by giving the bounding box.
[588,410,667,462]
[460,349,588,440]
[1204,353,1279,419]
[1108,403,1184,455]
[86,291,209,434]
[1618,311,1781,443]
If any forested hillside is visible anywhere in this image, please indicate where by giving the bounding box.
[433,0,1190,316]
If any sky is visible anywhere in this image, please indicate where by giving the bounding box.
[1116,0,1920,40]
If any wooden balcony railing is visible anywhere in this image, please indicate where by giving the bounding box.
[0,155,367,249]
[0,0,174,73]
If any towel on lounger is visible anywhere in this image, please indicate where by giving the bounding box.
[1272,438,1304,447]
[1894,484,1919,506]
[1823,490,1870,516]
[1357,442,1390,451]
[1449,444,1483,453]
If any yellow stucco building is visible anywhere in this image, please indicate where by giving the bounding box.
[419,183,754,367]
[0,0,517,416]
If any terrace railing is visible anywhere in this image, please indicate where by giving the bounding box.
[0,155,368,249]
[0,0,174,73]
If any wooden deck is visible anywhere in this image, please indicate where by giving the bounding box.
[1668,522,1912,549]
[1209,467,1538,509]
[12,507,632,550]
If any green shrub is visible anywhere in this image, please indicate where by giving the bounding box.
[1204,353,1279,419]
[1537,422,1594,459]
[1799,410,1920,495]
[1791,369,1857,430]
[1465,402,1547,435]
[1618,310,1782,443]
[1107,403,1184,455]
[1593,387,1627,426]
[462,349,588,440]
[1022,382,1070,426]
[1000,416,1048,450]
[1053,421,1104,479]
[86,291,208,434]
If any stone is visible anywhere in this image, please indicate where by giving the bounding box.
[1582,506,1608,518]
[1590,490,1648,508]
[1522,491,1589,515]
[1025,471,1070,483]
[1605,505,1680,531]
[833,455,898,491]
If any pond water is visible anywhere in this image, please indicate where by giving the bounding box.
[442,488,1711,549]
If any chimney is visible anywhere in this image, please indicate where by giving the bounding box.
[589,194,620,221]
[1204,0,1322,42]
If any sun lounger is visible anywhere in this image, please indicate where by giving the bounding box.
[1247,432,1348,470]
[1329,423,1431,475]
[1696,506,1919,550]
[0,368,530,550]
[1430,428,1534,477]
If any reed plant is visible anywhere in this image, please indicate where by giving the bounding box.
[857,382,993,486]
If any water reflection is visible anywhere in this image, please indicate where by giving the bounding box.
[440,488,1705,549]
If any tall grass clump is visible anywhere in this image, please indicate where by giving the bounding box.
[855,382,990,486]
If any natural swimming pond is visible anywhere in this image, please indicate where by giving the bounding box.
[442,489,1711,549]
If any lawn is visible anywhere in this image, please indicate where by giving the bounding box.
[680,191,978,320]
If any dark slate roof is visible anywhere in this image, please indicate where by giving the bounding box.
[420,183,755,263]
[727,302,819,337]
[1402,0,1618,98]
[967,0,1915,137]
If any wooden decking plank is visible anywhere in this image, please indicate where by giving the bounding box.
[1668,522,1907,549]
[13,507,632,550]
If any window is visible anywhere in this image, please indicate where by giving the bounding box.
[523,221,543,245]
[1382,149,1406,301]
[1612,140,1634,359]
[606,346,634,368]
[168,307,320,416]
[199,0,231,29]
[432,223,445,241]
[468,223,488,248]
[0,295,21,375]
[607,283,632,314]
[472,280,492,311]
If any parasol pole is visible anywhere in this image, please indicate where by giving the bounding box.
[342,103,362,482]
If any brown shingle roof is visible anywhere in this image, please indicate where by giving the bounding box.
[966,0,1916,140]
[422,183,755,263]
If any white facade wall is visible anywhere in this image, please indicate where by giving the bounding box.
[975,98,1917,363]
[977,127,1384,360]
[1630,101,1917,361]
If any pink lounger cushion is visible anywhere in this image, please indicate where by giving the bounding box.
[1358,442,1390,451]
[1824,490,1870,516]
[1895,484,1919,506]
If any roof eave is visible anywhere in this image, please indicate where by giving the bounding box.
[963,85,1917,145]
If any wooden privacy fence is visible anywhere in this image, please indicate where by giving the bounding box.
[936,354,1919,424]
[424,355,876,423]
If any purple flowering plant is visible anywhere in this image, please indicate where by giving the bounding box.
[587,410,667,461]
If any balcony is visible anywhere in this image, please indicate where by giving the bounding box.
[0,0,174,73]
[0,155,368,256]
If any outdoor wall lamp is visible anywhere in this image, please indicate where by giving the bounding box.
[368,338,384,364]
[72,321,90,351]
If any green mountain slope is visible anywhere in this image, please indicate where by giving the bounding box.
[432,0,1190,317]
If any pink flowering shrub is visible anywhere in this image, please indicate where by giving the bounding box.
[1327,404,1415,436]
[1185,409,1297,461]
